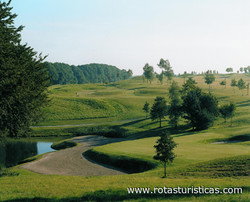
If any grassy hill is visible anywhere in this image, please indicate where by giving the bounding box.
[40,73,250,127]
[1,73,249,201]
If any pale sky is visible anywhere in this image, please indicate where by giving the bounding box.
[10,0,250,75]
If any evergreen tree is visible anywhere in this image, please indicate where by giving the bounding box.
[181,78,197,95]
[150,97,168,128]
[0,1,49,137]
[168,81,182,128]
[154,130,177,178]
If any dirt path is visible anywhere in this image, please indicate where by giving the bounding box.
[19,136,126,176]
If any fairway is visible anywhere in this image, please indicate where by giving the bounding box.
[2,1,250,201]
[1,74,249,201]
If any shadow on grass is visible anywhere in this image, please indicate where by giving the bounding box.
[121,118,147,127]
[217,96,229,100]
[105,83,120,88]
[128,86,146,90]
[236,99,250,108]
[4,189,219,202]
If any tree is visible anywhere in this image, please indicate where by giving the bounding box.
[239,67,244,73]
[143,63,154,84]
[156,71,164,84]
[181,78,197,95]
[0,1,50,138]
[219,103,236,126]
[168,81,182,128]
[154,130,177,178]
[247,83,249,96]
[226,68,233,73]
[46,62,129,84]
[204,70,215,91]
[157,58,174,84]
[142,101,150,118]
[127,69,133,77]
[182,71,188,84]
[150,97,168,128]
[244,66,250,74]
[237,79,246,96]
[182,88,219,130]
[231,79,237,93]
[220,80,226,88]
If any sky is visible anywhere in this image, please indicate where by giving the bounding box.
[9,0,250,75]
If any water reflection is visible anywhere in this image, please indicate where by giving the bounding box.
[0,140,55,168]
[37,142,55,155]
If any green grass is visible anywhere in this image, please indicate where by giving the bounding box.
[51,140,77,150]
[1,74,250,201]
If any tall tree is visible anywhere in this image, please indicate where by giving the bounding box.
[157,58,174,84]
[150,97,168,128]
[143,63,154,84]
[0,1,49,137]
[237,79,246,96]
[154,130,177,178]
[168,81,182,128]
[204,70,215,91]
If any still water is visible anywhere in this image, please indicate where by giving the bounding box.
[0,137,65,168]
[37,142,55,155]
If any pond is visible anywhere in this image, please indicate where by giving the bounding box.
[0,137,66,169]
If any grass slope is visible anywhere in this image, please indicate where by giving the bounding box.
[1,74,250,201]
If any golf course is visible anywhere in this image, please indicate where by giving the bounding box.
[0,74,249,201]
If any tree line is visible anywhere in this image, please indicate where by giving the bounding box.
[46,62,133,85]
[226,66,250,74]
[143,79,236,130]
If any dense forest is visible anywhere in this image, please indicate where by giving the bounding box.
[45,62,132,85]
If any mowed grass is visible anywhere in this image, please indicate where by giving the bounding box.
[40,73,250,126]
[1,74,250,201]
[0,168,249,201]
